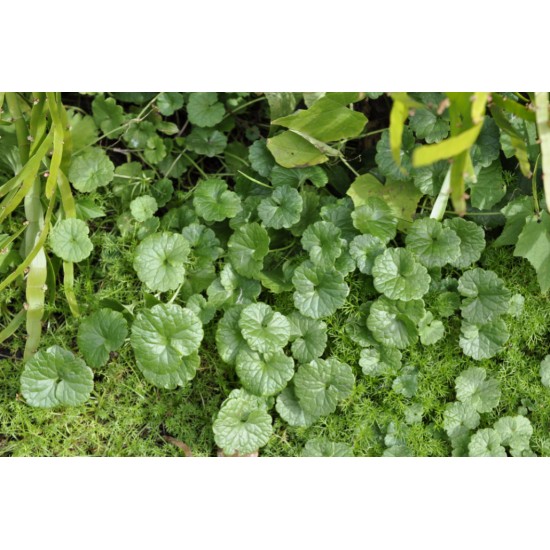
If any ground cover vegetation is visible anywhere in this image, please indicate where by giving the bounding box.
[0,92,549,457]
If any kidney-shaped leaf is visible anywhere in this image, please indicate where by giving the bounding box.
[258,184,303,229]
[20,346,93,408]
[228,222,270,279]
[443,218,486,269]
[193,178,242,222]
[50,218,93,263]
[455,367,500,413]
[275,383,319,428]
[302,438,354,457]
[301,221,344,268]
[238,302,290,353]
[69,147,115,192]
[459,319,509,360]
[493,415,533,454]
[351,197,397,243]
[468,428,506,457]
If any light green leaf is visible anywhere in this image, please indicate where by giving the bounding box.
[455,367,501,413]
[215,306,250,365]
[409,106,449,143]
[292,261,349,319]
[213,389,272,455]
[443,218,486,269]
[460,318,509,360]
[238,302,290,353]
[91,95,125,137]
[507,293,524,318]
[351,197,398,243]
[265,92,297,120]
[67,110,99,151]
[271,165,328,189]
[405,218,461,268]
[458,268,511,323]
[494,196,533,247]
[359,345,402,376]
[301,221,344,267]
[468,429,506,457]
[258,184,302,229]
[287,312,327,364]
[349,234,385,275]
[236,347,294,397]
[49,218,93,263]
[124,121,156,149]
[493,415,533,454]
[294,358,355,417]
[133,232,190,292]
[514,211,550,293]
[77,309,128,368]
[413,161,448,196]
[130,304,203,389]
[157,92,184,116]
[182,223,223,269]
[375,128,415,181]
[186,128,227,157]
[443,401,480,438]
[275,383,319,427]
[75,198,106,220]
[69,147,115,192]
[470,117,500,168]
[392,366,418,398]
[302,438,354,457]
[187,92,225,127]
[418,312,445,345]
[405,403,423,425]
[130,195,158,222]
[540,355,550,388]
[186,294,217,325]
[219,264,261,305]
[228,222,270,279]
[193,178,242,222]
[266,131,328,168]
[470,160,506,210]
[20,346,93,408]
[372,248,430,301]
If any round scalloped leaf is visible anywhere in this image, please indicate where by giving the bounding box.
[238,303,290,353]
[359,345,402,376]
[130,304,203,389]
[444,218,486,269]
[458,268,511,323]
[493,415,533,454]
[228,222,270,279]
[375,127,415,182]
[405,218,461,268]
[213,389,272,455]
[133,232,190,292]
[367,296,424,349]
[275,383,319,427]
[455,367,501,413]
[187,92,225,127]
[287,312,327,363]
[219,264,262,304]
[130,195,158,223]
[258,184,303,229]
[349,234,385,275]
[320,199,357,241]
[215,306,250,365]
[351,197,397,243]
[193,178,242,222]
[443,402,480,438]
[301,221,344,268]
[182,223,223,269]
[468,429,506,457]
[20,346,93,408]
[292,261,349,319]
[418,312,445,345]
[392,366,419,398]
[413,161,448,196]
[49,218,93,263]
[540,355,550,388]
[77,309,128,368]
[372,248,430,301]
[459,318,509,360]
[69,147,115,192]
[294,358,355,417]
[236,347,294,397]
[248,139,274,178]
[186,127,227,157]
[302,438,354,457]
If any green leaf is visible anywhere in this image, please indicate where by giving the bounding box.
[458,268,511,323]
[228,222,270,279]
[156,92,184,116]
[406,218,461,268]
[275,383,319,427]
[292,261,349,319]
[493,415,533,454]
[236,347,294,397]
[507,293,524,318]
[272,97,367,142]
[248,139,275,177]
[494,196,533,247]
[367,296,424,349]
[258,185,303,229]
[238,302,290,353]
[418,312,445,345]
[49,219,93,263]
[215,306,250,365]
[20,346,93,408]
[151,178,174,208]
[69,147,115,192]
[75,198,106,220]
[470,117,500,168]
[77,309,128,368]
[409,105,449,143]
[186,294,217,325]
[460,318,509,360]
[349,234,385,275]
[301,221,344,267]
[219,264,261,305]
[392,366,418,398]
[302,438,354,457]
[187,92,225,127]
[271,165,328,188]
[405,403,423,425]
[265,92,298,119]
[455,367,501,413]
[130,195,158,222]
[91,95,125,137]
[375,128,415,181]
[514,211,550,293]
[540,355,550,388]
[133,232,190,292]
[213,389,273,455]
[443,218,486,269]
[372,248,430,301]
[124,121,156,149]
[413,161,448,196]
[351,197,398,243]
[294,358,355,417]
[186,127,227,157]
[359,345,402,376]
[130,304,203,389]
[287,312,327,364]
[67,110,99,151]
[470,160,506,210]
[267,131,328,168]
[193,178,242,222]
[443,401,480,438]
[182,223,223,269]
[468,429,506,457]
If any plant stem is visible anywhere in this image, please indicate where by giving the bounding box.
[430,167,452,221]
[534,92,550,213]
